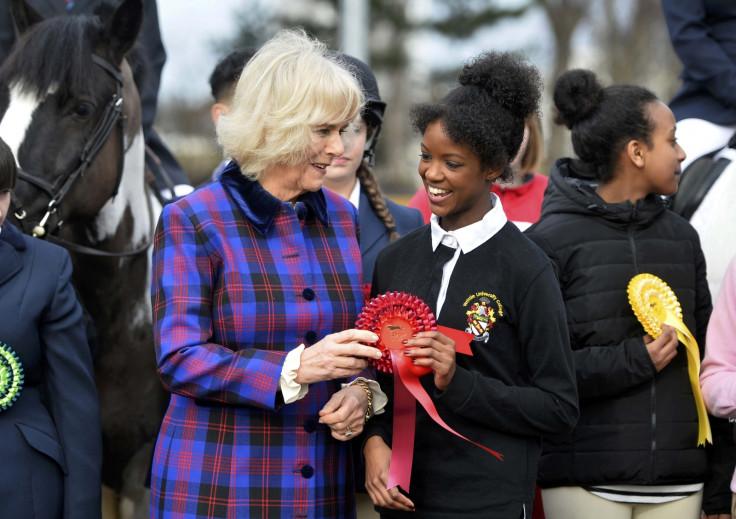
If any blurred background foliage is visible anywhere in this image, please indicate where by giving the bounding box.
[156,0,681,193]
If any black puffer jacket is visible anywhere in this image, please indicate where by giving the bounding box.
[526,158,712,488]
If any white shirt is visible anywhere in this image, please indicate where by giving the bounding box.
[348,179,361,209]
[430,193,508,318]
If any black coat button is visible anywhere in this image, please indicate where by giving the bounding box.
[300,465,314,478]
[302,288,315,300]
[304,420,317,433]
[304,330,317,344]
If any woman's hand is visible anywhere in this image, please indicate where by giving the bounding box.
[295,329,381,385]
[402,330,456,390]
[643,324,678,372]
[318,385,368,440]
[364,436,415,512]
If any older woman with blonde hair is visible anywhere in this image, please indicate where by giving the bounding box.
[149,29,385,519]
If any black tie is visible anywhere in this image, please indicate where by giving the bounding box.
[426,243,456,313]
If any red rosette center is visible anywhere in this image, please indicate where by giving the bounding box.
[355,291,437,375]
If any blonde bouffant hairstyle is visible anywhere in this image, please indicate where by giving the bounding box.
[216,29,364,180]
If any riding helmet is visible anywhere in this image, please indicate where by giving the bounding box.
[333,52,386,166]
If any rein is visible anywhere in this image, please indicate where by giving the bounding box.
[45,184,156,258]
[12,54,154,258]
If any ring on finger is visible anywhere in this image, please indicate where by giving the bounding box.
[344,425,353,437]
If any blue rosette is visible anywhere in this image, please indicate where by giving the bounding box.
[0,342,24,412]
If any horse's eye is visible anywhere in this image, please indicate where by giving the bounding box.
[71,102,94,119]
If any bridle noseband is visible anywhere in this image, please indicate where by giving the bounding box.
[11,54,154,258]
[14,54,125,238]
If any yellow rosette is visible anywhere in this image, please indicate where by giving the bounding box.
[628,273,712,446]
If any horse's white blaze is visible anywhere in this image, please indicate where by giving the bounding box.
[92,130,150,245]
[145,193,162,311]
[0,84,42,163]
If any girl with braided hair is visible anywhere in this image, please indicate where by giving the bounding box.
[323,54,423,283]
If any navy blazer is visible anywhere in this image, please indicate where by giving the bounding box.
[663,0,736,124]
[0,223,101,519]
[359,189,424,283]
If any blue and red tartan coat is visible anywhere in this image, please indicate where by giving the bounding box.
[149,163,366,518]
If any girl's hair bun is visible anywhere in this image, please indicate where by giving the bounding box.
[553,69,603,129]
[459,51,541,119]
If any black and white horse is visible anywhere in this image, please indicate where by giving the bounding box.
[0,0,167,516]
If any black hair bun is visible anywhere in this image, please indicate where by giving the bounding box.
[553,69,602,129]
[458,51,541,119]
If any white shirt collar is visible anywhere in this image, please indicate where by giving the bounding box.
[348,180,361,209]
[430,193,508,253]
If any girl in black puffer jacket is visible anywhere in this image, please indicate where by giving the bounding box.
[526,69,729,518]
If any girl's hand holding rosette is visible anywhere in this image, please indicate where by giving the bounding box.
[357,291,501,494]
[628,273,712,445]
[402,331,457,391]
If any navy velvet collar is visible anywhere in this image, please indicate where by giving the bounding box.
[219,162,330,235]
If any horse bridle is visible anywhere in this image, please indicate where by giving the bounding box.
[11,54,154,258]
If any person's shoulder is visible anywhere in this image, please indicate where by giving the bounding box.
[487,224,559,290]
[383,197,424,230]
[18,233,72,280]
[525,211,569,243]
[659,206,702,241]
[383,196,415,213]
[377,224,429,260]
[497,222,550,264]
[524,196,593,238]
[165,180,226,216]
[1,223,69,264]
[530,172,549,190]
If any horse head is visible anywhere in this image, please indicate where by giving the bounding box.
[0,0,149,250]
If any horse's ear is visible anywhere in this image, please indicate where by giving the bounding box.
[101,0,143,65]
[10,0,44,36]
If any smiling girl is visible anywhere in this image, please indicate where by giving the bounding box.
[526,69,722,518]
[362,52,579,518]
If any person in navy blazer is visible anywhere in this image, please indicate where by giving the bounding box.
[0,136,102,518]
[662,0,736,169]
[358,190,423,283]
[324,53,423,283]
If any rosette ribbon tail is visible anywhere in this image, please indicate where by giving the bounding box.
[386,351,503,492]
[662,311,712,446]
[387,353,417,492]
[628,274,712,447]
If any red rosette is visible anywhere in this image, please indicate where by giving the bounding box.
[355,291,437,375]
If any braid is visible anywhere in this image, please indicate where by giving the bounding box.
[356,162,400,241]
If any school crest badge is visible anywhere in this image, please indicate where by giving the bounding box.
[463,292,503,342]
